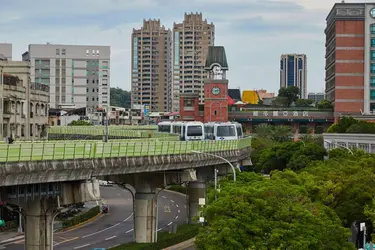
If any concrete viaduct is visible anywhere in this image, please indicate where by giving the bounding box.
[0,126,252,250]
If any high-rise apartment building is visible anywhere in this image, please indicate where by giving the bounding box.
[22,44,110,113]
[172,13,215,112]
[325,2,375,115]
[0,43,12,61]
[280,54,307,99]
[131,19,172,112]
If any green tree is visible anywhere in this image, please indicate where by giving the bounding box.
[110,87,131,108]
[271,125,292,142]
[316,100,333,109]
[295,99,314,107]
[300,154,375,227]
[195,172,354,250]
[254,123,273,140]
[278,86,300,106]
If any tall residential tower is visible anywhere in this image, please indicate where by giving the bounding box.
[325,2,375,116]
[172,13,215,112]
[131,19,172,112]
[280,54,307,99]
[22,44,110,113]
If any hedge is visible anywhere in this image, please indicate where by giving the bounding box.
[110,224,200,250]
[61,206,100,228]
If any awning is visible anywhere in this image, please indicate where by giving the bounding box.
[167,112,180,116]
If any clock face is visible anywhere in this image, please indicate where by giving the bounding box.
[212,87,220,95]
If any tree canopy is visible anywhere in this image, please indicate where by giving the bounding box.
[327,116,375,134]
[68,120,92,126]
[277,86,300,106]
[110,87,131,108]
[195,172,355,250]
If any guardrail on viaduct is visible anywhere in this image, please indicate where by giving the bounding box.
[0,137,251,163]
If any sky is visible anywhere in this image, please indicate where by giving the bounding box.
[0,0,365,94]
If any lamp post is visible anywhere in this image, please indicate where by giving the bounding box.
[191,151,236,182]
[324,139,354,155]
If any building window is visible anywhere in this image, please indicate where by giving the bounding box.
[62,49,66,55]
[372,51,375,60]
[371,38,375,47]
[371,64,375,73]
[371,76,375,87]
[86,50,89,56]
[56,49,60,55]
[371,24,375,34]
[214,110,217,116]
[371,90,375,100]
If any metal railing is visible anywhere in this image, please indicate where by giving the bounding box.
[0,137,251,163]
[48,126,170,139]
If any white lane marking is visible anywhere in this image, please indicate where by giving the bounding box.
[162,196,167,199]
[82,223,120,238]
[82,212,133,238]
[105,235,117,241]
[74,244,90,249]
[170,200,175,203]
[125,229,134,234]
[157,228,163,232]
[178,210,180,213]
[167,222,173,226]
[123,213,133,222]
[175,215,179,219]
[176,204,179,207]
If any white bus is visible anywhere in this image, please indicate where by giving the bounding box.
[157,121,172,133]
[232,122,244,138]
[171,121,184,139]
[204,122,238,140]
[183,122,205,141]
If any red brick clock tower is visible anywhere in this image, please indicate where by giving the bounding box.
[203,46,229,122]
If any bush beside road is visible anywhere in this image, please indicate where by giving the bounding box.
[60,206,101,229]
[109,224,199,250]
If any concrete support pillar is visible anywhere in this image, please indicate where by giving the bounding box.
[188,181,206,223]
[134,192,157,243]
[24,198,55,250]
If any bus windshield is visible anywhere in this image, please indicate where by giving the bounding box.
[217,125,236,137]
[187,125,203,136]
[236,126,243,137]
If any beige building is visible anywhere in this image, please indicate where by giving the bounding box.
[172,13,215,112]
[0,59,49,140]
[131,19,172,112]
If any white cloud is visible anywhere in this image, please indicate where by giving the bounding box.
[0,0,346,98]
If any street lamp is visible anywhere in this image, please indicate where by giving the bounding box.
[191,151,236,182]
[324,139,354,155]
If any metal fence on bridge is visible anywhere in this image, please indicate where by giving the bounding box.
[0,137,251,163]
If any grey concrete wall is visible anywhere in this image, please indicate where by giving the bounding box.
[0,148,250,186]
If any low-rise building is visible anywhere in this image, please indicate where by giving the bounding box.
[0,59,49,140]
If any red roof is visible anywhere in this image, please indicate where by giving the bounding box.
[228,96,235,105]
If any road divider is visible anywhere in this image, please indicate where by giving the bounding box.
[59,206,101,232]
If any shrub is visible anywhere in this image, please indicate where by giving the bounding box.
[61,206,100,228]
[110,224,200,250]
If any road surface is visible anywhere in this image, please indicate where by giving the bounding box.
[0,185,187,250]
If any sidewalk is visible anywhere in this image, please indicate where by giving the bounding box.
[0,232,23,244]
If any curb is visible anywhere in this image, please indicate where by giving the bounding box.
[0,234,24,244]
[160,189,187,197]
[162,238,195,250]
[58,211,103,232]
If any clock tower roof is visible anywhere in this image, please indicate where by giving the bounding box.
[204,46,229,71]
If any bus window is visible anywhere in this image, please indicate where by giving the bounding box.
[158,125,170,133]
[187,125,203,136]
[173,126,182,134]
[236,126,243,137]
[217,125,236,137]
